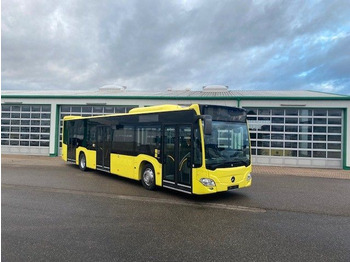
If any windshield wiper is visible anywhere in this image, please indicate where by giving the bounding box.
[235,159,250,167]
[208,159,250,169]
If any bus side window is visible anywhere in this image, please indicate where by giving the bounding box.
[67,121,75,145]
[75,120,85,146]
[63,121,69,145]
[87,124,97,148]
[136,126,161,157]
[112,125,135,155]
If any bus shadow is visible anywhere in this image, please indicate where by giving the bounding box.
[67,164,143,188]
[94,169,144,188]
[157,187,250,204]
[68,164,249,203]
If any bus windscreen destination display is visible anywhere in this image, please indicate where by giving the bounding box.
[200,105,247,122]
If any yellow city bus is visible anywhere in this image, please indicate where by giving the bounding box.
[62,104,252,194]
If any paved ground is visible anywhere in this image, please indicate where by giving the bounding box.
[2,154,349,179]
[253,165,350,179]
[2,154,350,261]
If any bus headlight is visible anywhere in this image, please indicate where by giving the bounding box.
[200,178,216,187]
[247,173,252,181]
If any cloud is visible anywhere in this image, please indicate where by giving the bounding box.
[2,0,350,94]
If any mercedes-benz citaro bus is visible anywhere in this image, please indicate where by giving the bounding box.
[62,104,252,195]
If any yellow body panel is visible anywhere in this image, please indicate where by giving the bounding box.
[62,144,68,161]
[192,165,252,195]
[110,153,162,184]
[63,115,82,121]
[62,142,251,194]
[209,165,252,192]
[75,147,97,169]
[110,154,137,179]
[129,105,184,114]
[134,155,162,186]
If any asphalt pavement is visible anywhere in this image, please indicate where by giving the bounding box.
[2,155,350,261]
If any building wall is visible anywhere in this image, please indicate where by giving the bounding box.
[1,96,349,169]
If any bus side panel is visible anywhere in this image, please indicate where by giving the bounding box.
[134,155,162,186]
[110,154,137,179]
[62,144,68,161]
[76,147,97,169]
[110,154,162,184]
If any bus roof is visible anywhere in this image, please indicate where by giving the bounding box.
[129,104,185,114]
[63,115,83,120]
[63,104,201,121]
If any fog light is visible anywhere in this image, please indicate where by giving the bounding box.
[200,178,216,187]
[247,173,252,181]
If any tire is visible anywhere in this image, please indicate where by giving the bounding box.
[79,152,87,171]
[141,164,156,190]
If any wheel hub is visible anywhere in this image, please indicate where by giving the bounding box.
[80,156,86,168]
[143,168,154,186]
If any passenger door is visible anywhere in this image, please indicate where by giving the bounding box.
[67,121,77,161]
[96,126,112,171]
[162,125,192,193]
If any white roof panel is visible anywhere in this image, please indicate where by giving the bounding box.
[2,89,348,98]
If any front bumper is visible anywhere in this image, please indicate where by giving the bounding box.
[192,165,252,195]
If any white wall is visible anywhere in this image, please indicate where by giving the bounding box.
[2,96,349,169]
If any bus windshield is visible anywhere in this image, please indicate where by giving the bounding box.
[204,121,250,170]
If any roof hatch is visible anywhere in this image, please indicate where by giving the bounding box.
[98,85,127,92]
[202,85,229,92]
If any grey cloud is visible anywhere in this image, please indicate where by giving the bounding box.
[2,0,350,94]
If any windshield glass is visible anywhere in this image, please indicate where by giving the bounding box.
[204,121,250,170]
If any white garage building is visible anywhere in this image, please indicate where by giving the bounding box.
[1,86,349,170]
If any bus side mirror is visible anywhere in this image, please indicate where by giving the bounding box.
[202,115,212,135]
[195,115,212,135]
[203,115,212,135]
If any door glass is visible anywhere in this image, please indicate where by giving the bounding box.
[97,127,104,167]
[96,126,112,169]
[67,121,76,160]
[178,126,191,185]
[104,127,112,167]
[164,127,175,181]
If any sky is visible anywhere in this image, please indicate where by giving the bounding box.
[2,0,350,95]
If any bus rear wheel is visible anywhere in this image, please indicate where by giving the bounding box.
[141,164,156,190]
[79,152,87,171]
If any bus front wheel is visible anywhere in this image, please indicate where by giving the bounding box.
[79,152,87,171]
[141,164,156,190]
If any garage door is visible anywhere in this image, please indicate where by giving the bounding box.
[1,104,51,155]
[246,108,343,168]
